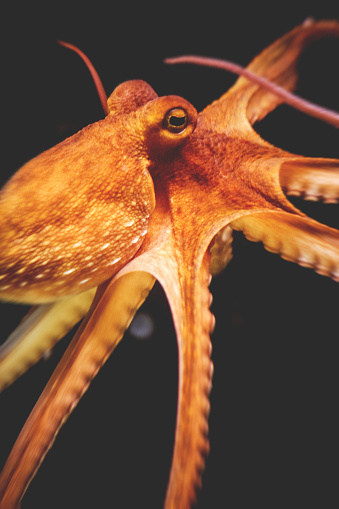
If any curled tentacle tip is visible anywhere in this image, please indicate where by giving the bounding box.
[57,39,70,48]
[57,39,108,116]
[163,57,176,64]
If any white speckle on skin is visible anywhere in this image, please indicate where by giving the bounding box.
[63,268,76,275]
[34,274,44,279]
[78,278,90,285]
[101,243,110,250]
[28,256,40,264]
[73,241,83,248]
[4,262,15,269]
[15,267,26,274]
[63,225,74,233]
[108,257,121,266]
[131,237,140,244]
[0,285,10,291]
[125,219,135,227]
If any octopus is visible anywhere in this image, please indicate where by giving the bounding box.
[0,19,338,509]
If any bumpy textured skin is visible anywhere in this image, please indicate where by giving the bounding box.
[0,20,339,509]
[0,84,156,303]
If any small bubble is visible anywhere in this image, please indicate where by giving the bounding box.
[128,312,155,340]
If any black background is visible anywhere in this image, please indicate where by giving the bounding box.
[1,2,339,508]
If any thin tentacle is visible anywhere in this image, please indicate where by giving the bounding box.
[58,40,108,115]
[165,55,339,127]
[198,20,339,130]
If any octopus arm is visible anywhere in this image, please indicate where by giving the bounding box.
[0,271,155,508]
[279,157,339,203]
[201,20,339,132]
[0,289,96,392]
[231,209,339,281]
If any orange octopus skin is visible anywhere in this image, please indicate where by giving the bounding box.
[0,20,339,509]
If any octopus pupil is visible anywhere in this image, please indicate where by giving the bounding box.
[170,115,186,127]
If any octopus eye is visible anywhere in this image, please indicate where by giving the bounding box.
[163,108,188,134]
